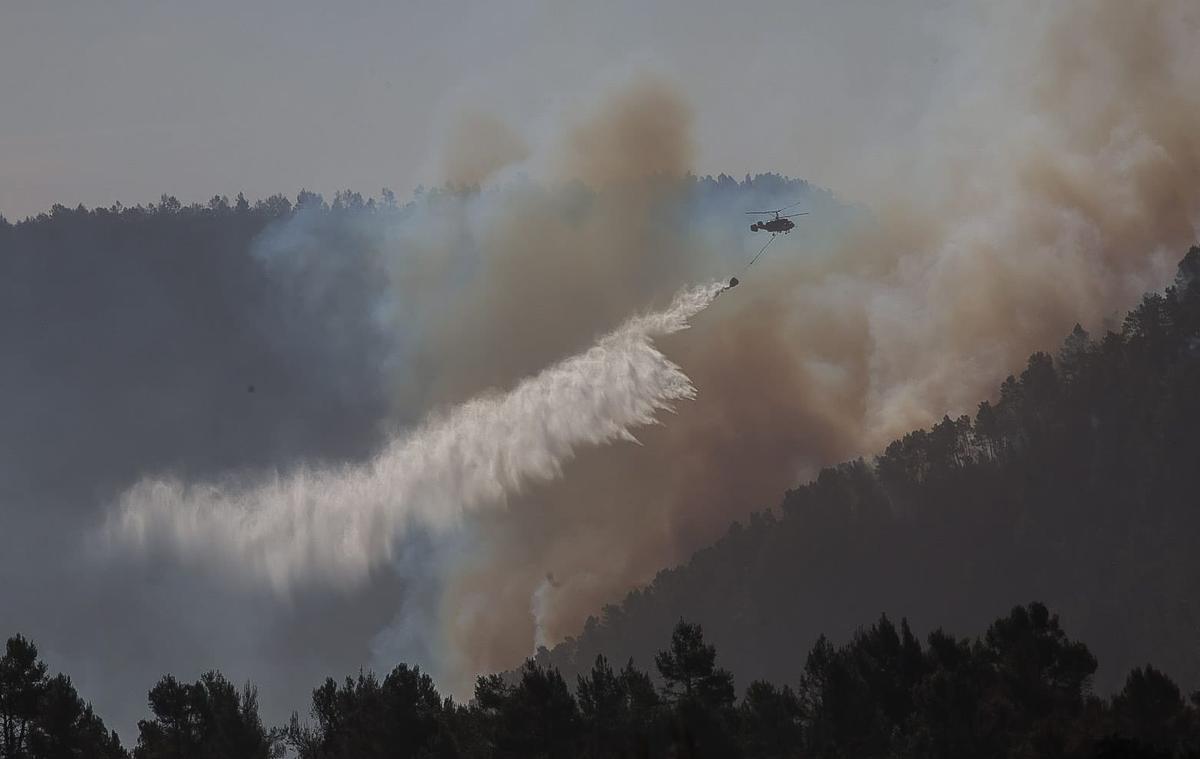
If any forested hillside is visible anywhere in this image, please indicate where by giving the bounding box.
[7,600,1200,758]
[5,192,1198,756]
[535,247,1200,699]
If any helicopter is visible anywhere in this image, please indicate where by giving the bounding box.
[743,201,809,267]
[746,201,809,234]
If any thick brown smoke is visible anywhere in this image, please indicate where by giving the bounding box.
[440,112,529,188]
[414,77,704,411]
[559,76,695,187]
[390,1,1200,693]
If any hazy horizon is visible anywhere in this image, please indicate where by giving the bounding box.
[0,0,964,220]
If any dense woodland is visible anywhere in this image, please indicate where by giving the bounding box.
[3,190,1199,756]
[536,247,1200,706]
[5,599,1200,758]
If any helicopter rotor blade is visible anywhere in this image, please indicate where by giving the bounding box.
[745,200,805,215]
[781,212,810,218]
[744,211,776,215]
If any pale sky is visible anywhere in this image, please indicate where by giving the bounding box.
[0,0,967,219]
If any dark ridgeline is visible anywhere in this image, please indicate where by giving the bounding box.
[0,190,400,510]
[6,601,1200,758]
[3,190,1199,757]
[535,247,1200,705]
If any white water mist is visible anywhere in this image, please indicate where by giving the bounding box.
[111,281,728,593]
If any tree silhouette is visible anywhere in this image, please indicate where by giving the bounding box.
[1,635,47,758]
[286,665,454,759]
[738,681,802,759]
[655,621,735,708]
[1111,666,1197,755]
[10,593,1200,758]
[30,675,125,759]
[135,672,277,759]
[655,621,737,758]
[1,635,127,759]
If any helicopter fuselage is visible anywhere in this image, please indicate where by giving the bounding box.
[750,216,795,234]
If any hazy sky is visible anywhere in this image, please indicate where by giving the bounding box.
[0,0,963,218]
[6,0,1200,744]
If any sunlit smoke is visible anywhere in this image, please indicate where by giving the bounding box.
[531,572,561,654]
[437,0,1200,686]
[440,111,529,187]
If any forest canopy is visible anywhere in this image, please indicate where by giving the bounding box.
[6,599,1200,758]
[534,246,1200,703]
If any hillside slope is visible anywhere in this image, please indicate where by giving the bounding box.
[535,247,1200,695]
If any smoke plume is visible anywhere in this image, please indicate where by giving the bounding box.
[432,0,1200,689]
[98,0,1200,704]
[440,112,529,187]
